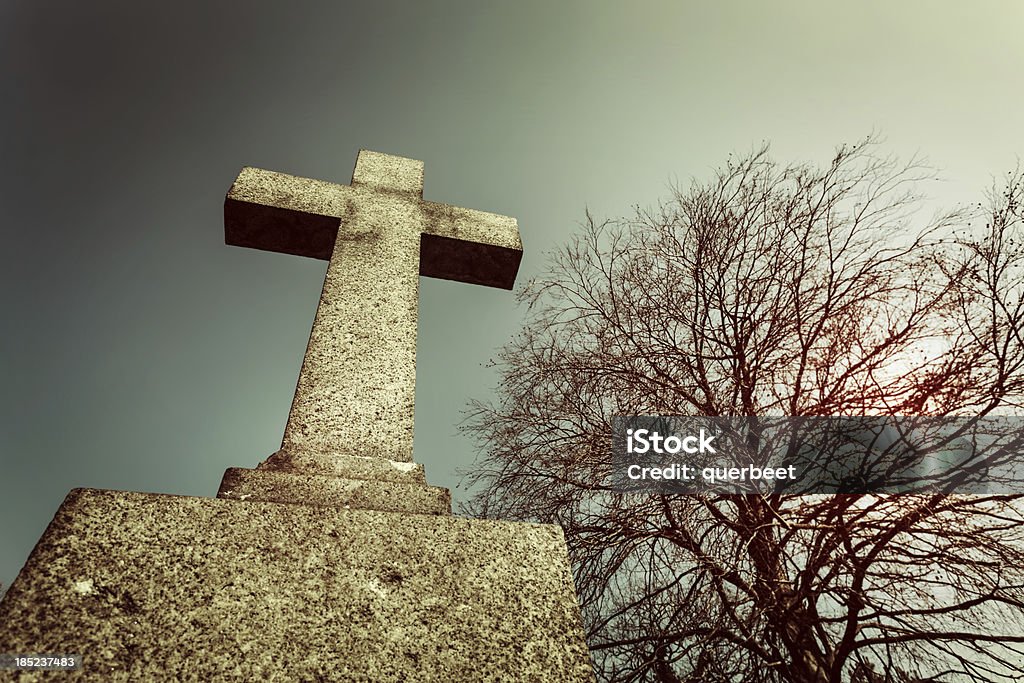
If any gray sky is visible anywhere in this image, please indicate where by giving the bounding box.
[1,1,1021,588]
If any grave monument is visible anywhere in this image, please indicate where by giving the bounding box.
[0,151,594,681]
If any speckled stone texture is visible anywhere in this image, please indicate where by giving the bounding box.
[225,151,523,466]
[0,489,594,682]
[218,467,451,515]
[256,449,427,484]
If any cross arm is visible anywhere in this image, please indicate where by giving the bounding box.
[420,201,523,290]
[225,167,352,260]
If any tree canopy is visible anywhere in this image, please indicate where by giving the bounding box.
[462,138,1024,682]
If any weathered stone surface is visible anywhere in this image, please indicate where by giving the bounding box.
[225,151,523,467]
[254,449,427,485]
[0,489,594,682]
[218,467,451,515]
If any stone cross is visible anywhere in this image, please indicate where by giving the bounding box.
[225,150,522,466]
[0,151,594,681]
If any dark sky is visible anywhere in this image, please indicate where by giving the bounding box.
[1,1,1021,588]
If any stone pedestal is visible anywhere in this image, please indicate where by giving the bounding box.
[0,488,594,681]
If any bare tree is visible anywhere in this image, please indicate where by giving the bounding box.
[462,138,1024,682]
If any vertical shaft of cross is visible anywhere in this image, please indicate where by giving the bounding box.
[282,154,425,463]
[283,199,421,462]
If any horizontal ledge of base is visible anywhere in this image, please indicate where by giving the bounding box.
[218,467,451,515]
[258,450,427,485]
